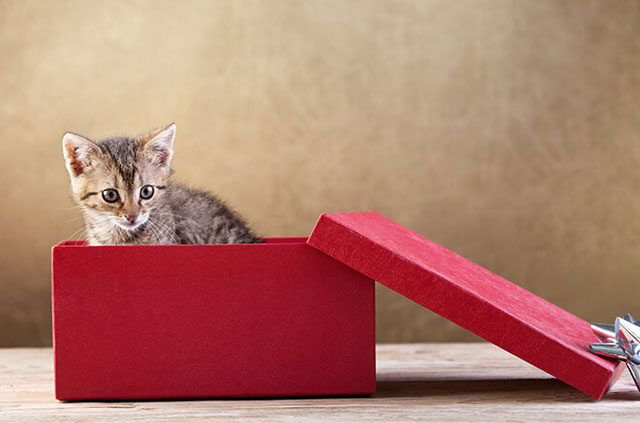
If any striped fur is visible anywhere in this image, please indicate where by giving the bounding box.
[62,123,260,245]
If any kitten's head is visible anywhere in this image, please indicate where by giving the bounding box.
[62,123,176,231]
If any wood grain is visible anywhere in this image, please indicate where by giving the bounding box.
[1,343,638,422]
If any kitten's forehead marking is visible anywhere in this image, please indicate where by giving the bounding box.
[99,137,139,191]
[136,171,144,190]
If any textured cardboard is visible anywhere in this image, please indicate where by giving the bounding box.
[52,238,375,400]
[307,211,623,400]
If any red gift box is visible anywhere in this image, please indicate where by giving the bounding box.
[51,238,376,400]
[52,211,622,401]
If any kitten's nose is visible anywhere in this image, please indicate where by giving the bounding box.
[125,214,138,223]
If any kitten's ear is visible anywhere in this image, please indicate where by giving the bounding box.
[62,132,100,177]
[138,123,176,169]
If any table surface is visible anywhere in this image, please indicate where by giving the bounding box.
[1,343,638,422]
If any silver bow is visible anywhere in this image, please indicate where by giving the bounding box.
[590,314,640,391]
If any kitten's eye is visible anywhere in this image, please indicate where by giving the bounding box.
[101,189,120,203]
[140,185,154,200]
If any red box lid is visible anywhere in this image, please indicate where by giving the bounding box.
[307,211,623,399]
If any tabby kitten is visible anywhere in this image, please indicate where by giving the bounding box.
[62,123,260,245]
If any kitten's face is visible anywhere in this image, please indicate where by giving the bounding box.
[62,124,176,232]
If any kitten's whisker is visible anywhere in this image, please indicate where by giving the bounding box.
[153,218,179,244]
[148,220,168,245]
[66,216,85,223]
[145,220,160,244]
[63,205,84,211]
[151,211,204,228]
[148,218,174,236]
[146,219,166,244]
[65,225,89,241]
[147,218,176,244]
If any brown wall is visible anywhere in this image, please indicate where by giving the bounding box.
[1,0,639,346]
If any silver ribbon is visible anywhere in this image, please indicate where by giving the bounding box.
[590,314,640,392]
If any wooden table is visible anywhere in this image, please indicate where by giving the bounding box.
[1,343,637,422]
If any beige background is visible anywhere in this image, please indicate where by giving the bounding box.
[1,0,639,346]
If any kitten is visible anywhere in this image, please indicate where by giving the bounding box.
[62,123,260,245]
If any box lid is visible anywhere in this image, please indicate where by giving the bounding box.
[307,211,623,399]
